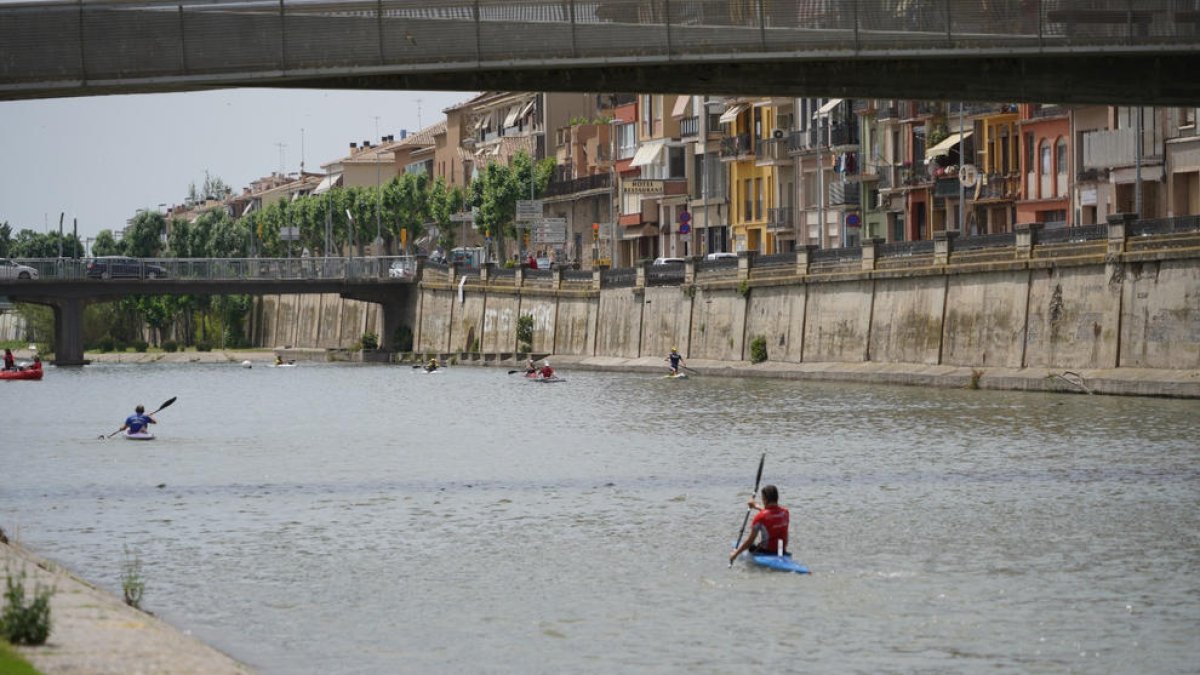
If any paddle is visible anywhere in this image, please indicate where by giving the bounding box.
[101,396,176,439]
[683,365,699,375]
[730,452,766,567]
[507,370,522,374]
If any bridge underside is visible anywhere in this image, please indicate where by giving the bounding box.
[273,53,1200,106]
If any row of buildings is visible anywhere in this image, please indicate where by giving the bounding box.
[172,91,1200,268]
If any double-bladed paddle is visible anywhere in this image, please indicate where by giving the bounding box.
[730,452,766,567]
[100,396,177,439]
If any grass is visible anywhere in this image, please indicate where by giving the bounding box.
[0,639,42,674]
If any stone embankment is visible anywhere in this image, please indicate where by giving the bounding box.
[0,535,254,675]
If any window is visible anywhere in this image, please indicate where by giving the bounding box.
[1055,138,1068,197]
[1039,140,1052,199]
[754,177,763,220]
[743,179,753,221]
[1025,133,1035,176]
[1182,108,1197,129]
[668,146,686,179]
[617,124,636,159]
[640,95,652,137]
[1040,140,1051,175]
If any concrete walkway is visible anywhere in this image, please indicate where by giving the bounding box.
[1,536,254,675]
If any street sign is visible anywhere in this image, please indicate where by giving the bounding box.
[516,199,543,222]
[450,211,474,222]
[532,217,567,244]
[678,210,691,235]
[279,226,300,241]
[846,213,861,228]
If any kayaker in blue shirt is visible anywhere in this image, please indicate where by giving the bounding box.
[666,347,685,376]
[120,405,156,435]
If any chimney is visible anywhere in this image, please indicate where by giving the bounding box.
[350,142,358,150]
[363,140,370,148]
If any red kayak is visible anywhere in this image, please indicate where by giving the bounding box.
[1,363,43,381]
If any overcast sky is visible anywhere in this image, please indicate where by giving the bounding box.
[0,88,473,240]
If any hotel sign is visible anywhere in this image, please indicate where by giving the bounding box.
[625,180,664,195]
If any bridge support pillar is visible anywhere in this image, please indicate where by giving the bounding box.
[380,300,407,354]
[51,297,87,366]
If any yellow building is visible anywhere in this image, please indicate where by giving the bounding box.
[721,99,780,253]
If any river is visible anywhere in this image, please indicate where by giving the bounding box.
[2,362,1198,673]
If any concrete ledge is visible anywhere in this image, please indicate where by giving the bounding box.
[470,356,1200,399]
[1,537,253,674]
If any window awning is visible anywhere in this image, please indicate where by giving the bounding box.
[814,98,843,118]
[719,103,748,124]
[630,140,667,167]
[671,95,691,119]
[924,130,973,160]
[503,105,522,127]
[313,173,342,195]
[519,99,536,120]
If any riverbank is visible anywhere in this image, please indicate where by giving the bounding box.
[0,534,254,675]
[14,347,1198,398]
[445,354,1200,398]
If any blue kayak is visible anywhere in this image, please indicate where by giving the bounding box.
[746,552,810,574]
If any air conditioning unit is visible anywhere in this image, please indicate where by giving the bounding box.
[876,193,887,210]
[772,129,786,140]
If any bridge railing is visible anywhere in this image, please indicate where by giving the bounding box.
[10,256,419,282]
[2,0,1197,97]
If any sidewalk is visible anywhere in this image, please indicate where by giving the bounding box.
[1,536,254,675]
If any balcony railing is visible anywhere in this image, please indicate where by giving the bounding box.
[544,172,611,197]
[680,115,699,138]
[829,124,859,147]
[829,181,860,206]
[757,137,789,162]
[767,206,794,231]
[978,173,1019,200]
[720,132,754,158]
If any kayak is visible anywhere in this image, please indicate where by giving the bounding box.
[745,551,810,575]
[125,431,155,441]
[0,367,43,381]
[534,376,566,383]
[663,373,688,380]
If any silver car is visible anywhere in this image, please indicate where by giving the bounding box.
[0,259,38,279]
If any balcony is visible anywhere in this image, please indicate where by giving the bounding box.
[978,173,1019,201]
[757,137,789,163]
[934,177,962,198]
[900,162,931,186]
[767,206,794,231]
[680,115,699,138]
[720,132,754,159]
[877,106,899,121]
[829,181,860,206]
[830,124,859,148]
[544,173,611,197]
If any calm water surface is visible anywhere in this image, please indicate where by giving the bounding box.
[2,362,1198,673]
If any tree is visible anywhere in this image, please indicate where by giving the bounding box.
[470,151,555,261]
[92,229,121,256]
[385,172,430,254]
[123,211,167,257]
[428,178,465,252]
[0,222,11,258]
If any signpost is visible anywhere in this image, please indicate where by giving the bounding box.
[516,199,543,222]
[532,217,567,245]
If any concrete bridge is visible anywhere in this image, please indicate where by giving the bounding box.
[0,256,417,365]
[2,0,1200,104]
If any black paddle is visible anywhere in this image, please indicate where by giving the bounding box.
[683,365,699,375]
[101,396,176,439]
[730,452,766,567]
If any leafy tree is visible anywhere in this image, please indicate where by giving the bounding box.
[470,151,554,261]
[0,222,11,257]
[385,172,430,254]
[428,178,465,252]
[123,211,167,257]
[92,229,121,256]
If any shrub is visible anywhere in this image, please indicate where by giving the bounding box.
[161,340,178,353]
[516,315,534,353]
[195,341,213,352]
[121,547,144,610]
[1,570,53,646]
[95,336,115,353]
[360,332,379,351]
[133,340,149,353]
[750,336,768,364]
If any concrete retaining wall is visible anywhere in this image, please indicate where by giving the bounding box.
[251,253,1199,388]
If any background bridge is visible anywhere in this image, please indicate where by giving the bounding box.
[2,0,1199,104]
[0,256,418,365]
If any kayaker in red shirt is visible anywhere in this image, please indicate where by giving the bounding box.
[539,361,554,379]
[729,484,789,562]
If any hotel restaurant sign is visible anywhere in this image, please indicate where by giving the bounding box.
[625,179,664,195]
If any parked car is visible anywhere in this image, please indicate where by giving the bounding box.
[0,258,38,279]
[85,256,168,279]
[704,252,738,261]
[652,257,686,265]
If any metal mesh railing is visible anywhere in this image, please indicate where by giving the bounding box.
[4,0,1197,95]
